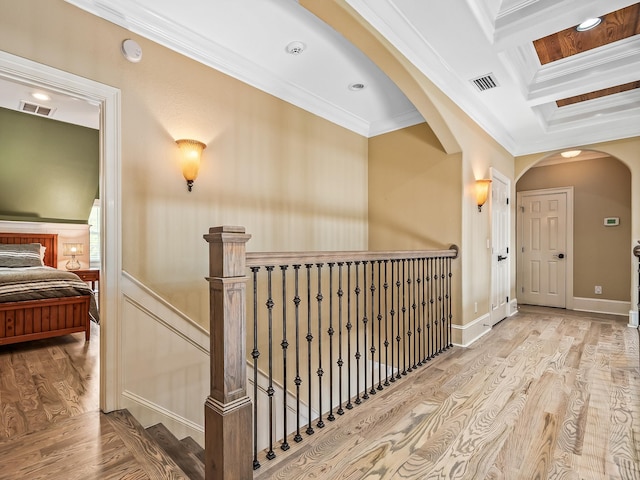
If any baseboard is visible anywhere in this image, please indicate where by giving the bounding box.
[509,298,518,316]
[573,297,630,317]
[452,313,491,347]
[629,310,639,328]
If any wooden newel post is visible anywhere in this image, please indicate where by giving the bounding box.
[203,226,252,480]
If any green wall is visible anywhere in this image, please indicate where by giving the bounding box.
[0,106,98,223]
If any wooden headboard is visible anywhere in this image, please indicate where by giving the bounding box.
[0,233,58,268]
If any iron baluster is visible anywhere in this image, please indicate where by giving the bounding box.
[251,266,261,470]
[280,265,290,451]
[327,263,335,421]
[337,262,345,415]
[265,266,276,460]
[447,257,453,349]
[316,264,325,429]
[292,265,303,443]
[383,260,390,387]
[402,259,407,375]
[346,262,353,410]
[305,264,314,436]
[376,260,383,391]
[395,259,402,380]
[354,261,362,404]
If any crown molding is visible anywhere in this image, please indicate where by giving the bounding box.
[66,0,426,137]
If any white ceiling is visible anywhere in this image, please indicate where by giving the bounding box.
[6,0,640,156]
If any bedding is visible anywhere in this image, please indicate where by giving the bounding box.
[0,266,99,324]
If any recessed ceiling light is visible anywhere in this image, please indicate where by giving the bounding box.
[348,83,365,91]
[576,17,601,31]
[561,150,582,158]
[286,41,306,55]
[31,92,50,101]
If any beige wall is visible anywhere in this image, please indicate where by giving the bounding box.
[368,123,462,321]
[517,157,631,301]
[0,0,369,328]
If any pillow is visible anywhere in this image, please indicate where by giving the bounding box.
[0,243,44,267]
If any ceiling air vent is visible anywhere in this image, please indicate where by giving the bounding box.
[471,73,499,92]
[19,100,56,117]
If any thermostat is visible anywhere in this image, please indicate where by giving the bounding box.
[603,217,619,226]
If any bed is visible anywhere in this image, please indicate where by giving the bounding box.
[0,233,98,346]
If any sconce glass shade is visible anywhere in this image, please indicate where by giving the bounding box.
[176,139,206,191]
[62,243,83,270]
[475,179,492,212]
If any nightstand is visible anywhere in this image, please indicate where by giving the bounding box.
[74,269,100,291]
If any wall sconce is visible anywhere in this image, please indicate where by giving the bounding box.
[63,243,83,270]
[475,179,491,212]
[176,139,206,192]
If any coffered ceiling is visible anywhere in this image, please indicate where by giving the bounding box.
[4,0,639,156]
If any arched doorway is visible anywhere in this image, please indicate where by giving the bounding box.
[516,150,632,317]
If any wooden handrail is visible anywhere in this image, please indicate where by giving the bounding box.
[246,245,458,267]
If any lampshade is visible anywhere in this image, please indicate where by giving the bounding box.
[475,179,492,212]
[63,242,83,270]
[63,243,84,256]
[176,139,206,192]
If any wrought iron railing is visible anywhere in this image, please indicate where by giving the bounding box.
[203,227,459,479]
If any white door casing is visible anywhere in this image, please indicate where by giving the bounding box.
[517,188,574,309]
[0,51,123,412]
[490,169,510,326]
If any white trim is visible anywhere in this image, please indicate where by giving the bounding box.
[629,310,639,328]
[573,297,631,317]
[0,51,123,413]
[509,298,518,316]
[64,0,421,138]
[452,313,491,347]
[516,187,574,310]
[121,390,204,446]
[121,272,209,351]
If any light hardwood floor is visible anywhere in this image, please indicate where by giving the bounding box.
[0,306,638,479]
[254,306,640,480]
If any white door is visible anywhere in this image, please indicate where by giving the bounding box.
[519,191,568,307]
[490,170,510,325]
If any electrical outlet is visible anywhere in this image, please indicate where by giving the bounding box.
[595,285,602,294]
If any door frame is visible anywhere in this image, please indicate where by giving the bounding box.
[490,168,510,325]
[0,51,123,412]
[516,187,574,310]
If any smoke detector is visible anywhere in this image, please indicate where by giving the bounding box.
[286,41,306,55]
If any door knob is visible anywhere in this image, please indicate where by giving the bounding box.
[497,255,507,261]
[553,253,565,259]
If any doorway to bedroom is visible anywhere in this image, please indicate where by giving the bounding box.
[0,51,122,413]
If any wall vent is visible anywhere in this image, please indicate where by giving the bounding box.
[471,73,499,92]
[19,101,56,117]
